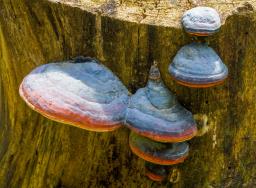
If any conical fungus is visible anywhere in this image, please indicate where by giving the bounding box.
[125,64,197,142]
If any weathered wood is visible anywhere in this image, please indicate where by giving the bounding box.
[0,0,256,187]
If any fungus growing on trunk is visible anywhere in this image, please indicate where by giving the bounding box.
[182,6,221,36]
[125,63,197,142]
[129,132,189,165]
[169,43,228,88]
[19,57,129,132]
[145,162,169,182]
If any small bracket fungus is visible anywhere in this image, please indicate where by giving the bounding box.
[182,6,221,36]
[125,63,197,142]
[145,162,169,182]
[19,57,129,132]
[129,132,189,165]
[169,43,228,88]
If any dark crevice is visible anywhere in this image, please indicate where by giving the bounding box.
[46,6,60,40]
[26,2,42,27]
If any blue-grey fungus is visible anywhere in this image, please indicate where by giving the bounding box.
[145,162,169,182]
[125,64,197,142]
[182,6,221,36]
[129,131,189,165]
[169,43,228,88]
[19,57,129,132]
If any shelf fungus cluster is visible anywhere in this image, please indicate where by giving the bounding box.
[18,6,224,184]
[169,7,228,88]
[18,8,226,182]
[19,58,198,182]
[125,64,197,182]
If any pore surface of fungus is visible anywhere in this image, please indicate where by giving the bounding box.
[125,64,197,142]
[129,132,189,165]
[182,6,221,36]
[169,43,228,88]
[19,57,129,132]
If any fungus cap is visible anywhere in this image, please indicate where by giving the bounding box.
[19,57,129,132]
[169,43,228,88]
[125,64,197,142]
[129,132,189,165]
[145,162,168,182]
[182,6,221,36]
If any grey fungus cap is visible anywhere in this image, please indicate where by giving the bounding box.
[169,43,228,88]
[125,64,197,142]
[182,6,221,36]
[129,132,189,165]
[19,57,129,132]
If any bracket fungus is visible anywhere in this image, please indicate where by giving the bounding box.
[129,132,189,165]
[125,63,197,142]
[182,6,221,36]
[19,57,129,132]
[145,162,169,182]
[169,43,228,88]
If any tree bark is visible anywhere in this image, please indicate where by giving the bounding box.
[0,0,256,187]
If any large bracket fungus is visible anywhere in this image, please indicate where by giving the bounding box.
[169,43,228,88]
[19,57,129,132]
[182,6,221,36]
[125,63,197,142]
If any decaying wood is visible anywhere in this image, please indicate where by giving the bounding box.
[0,0,256,187]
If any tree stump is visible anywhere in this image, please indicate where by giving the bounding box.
[0,0,256,187]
